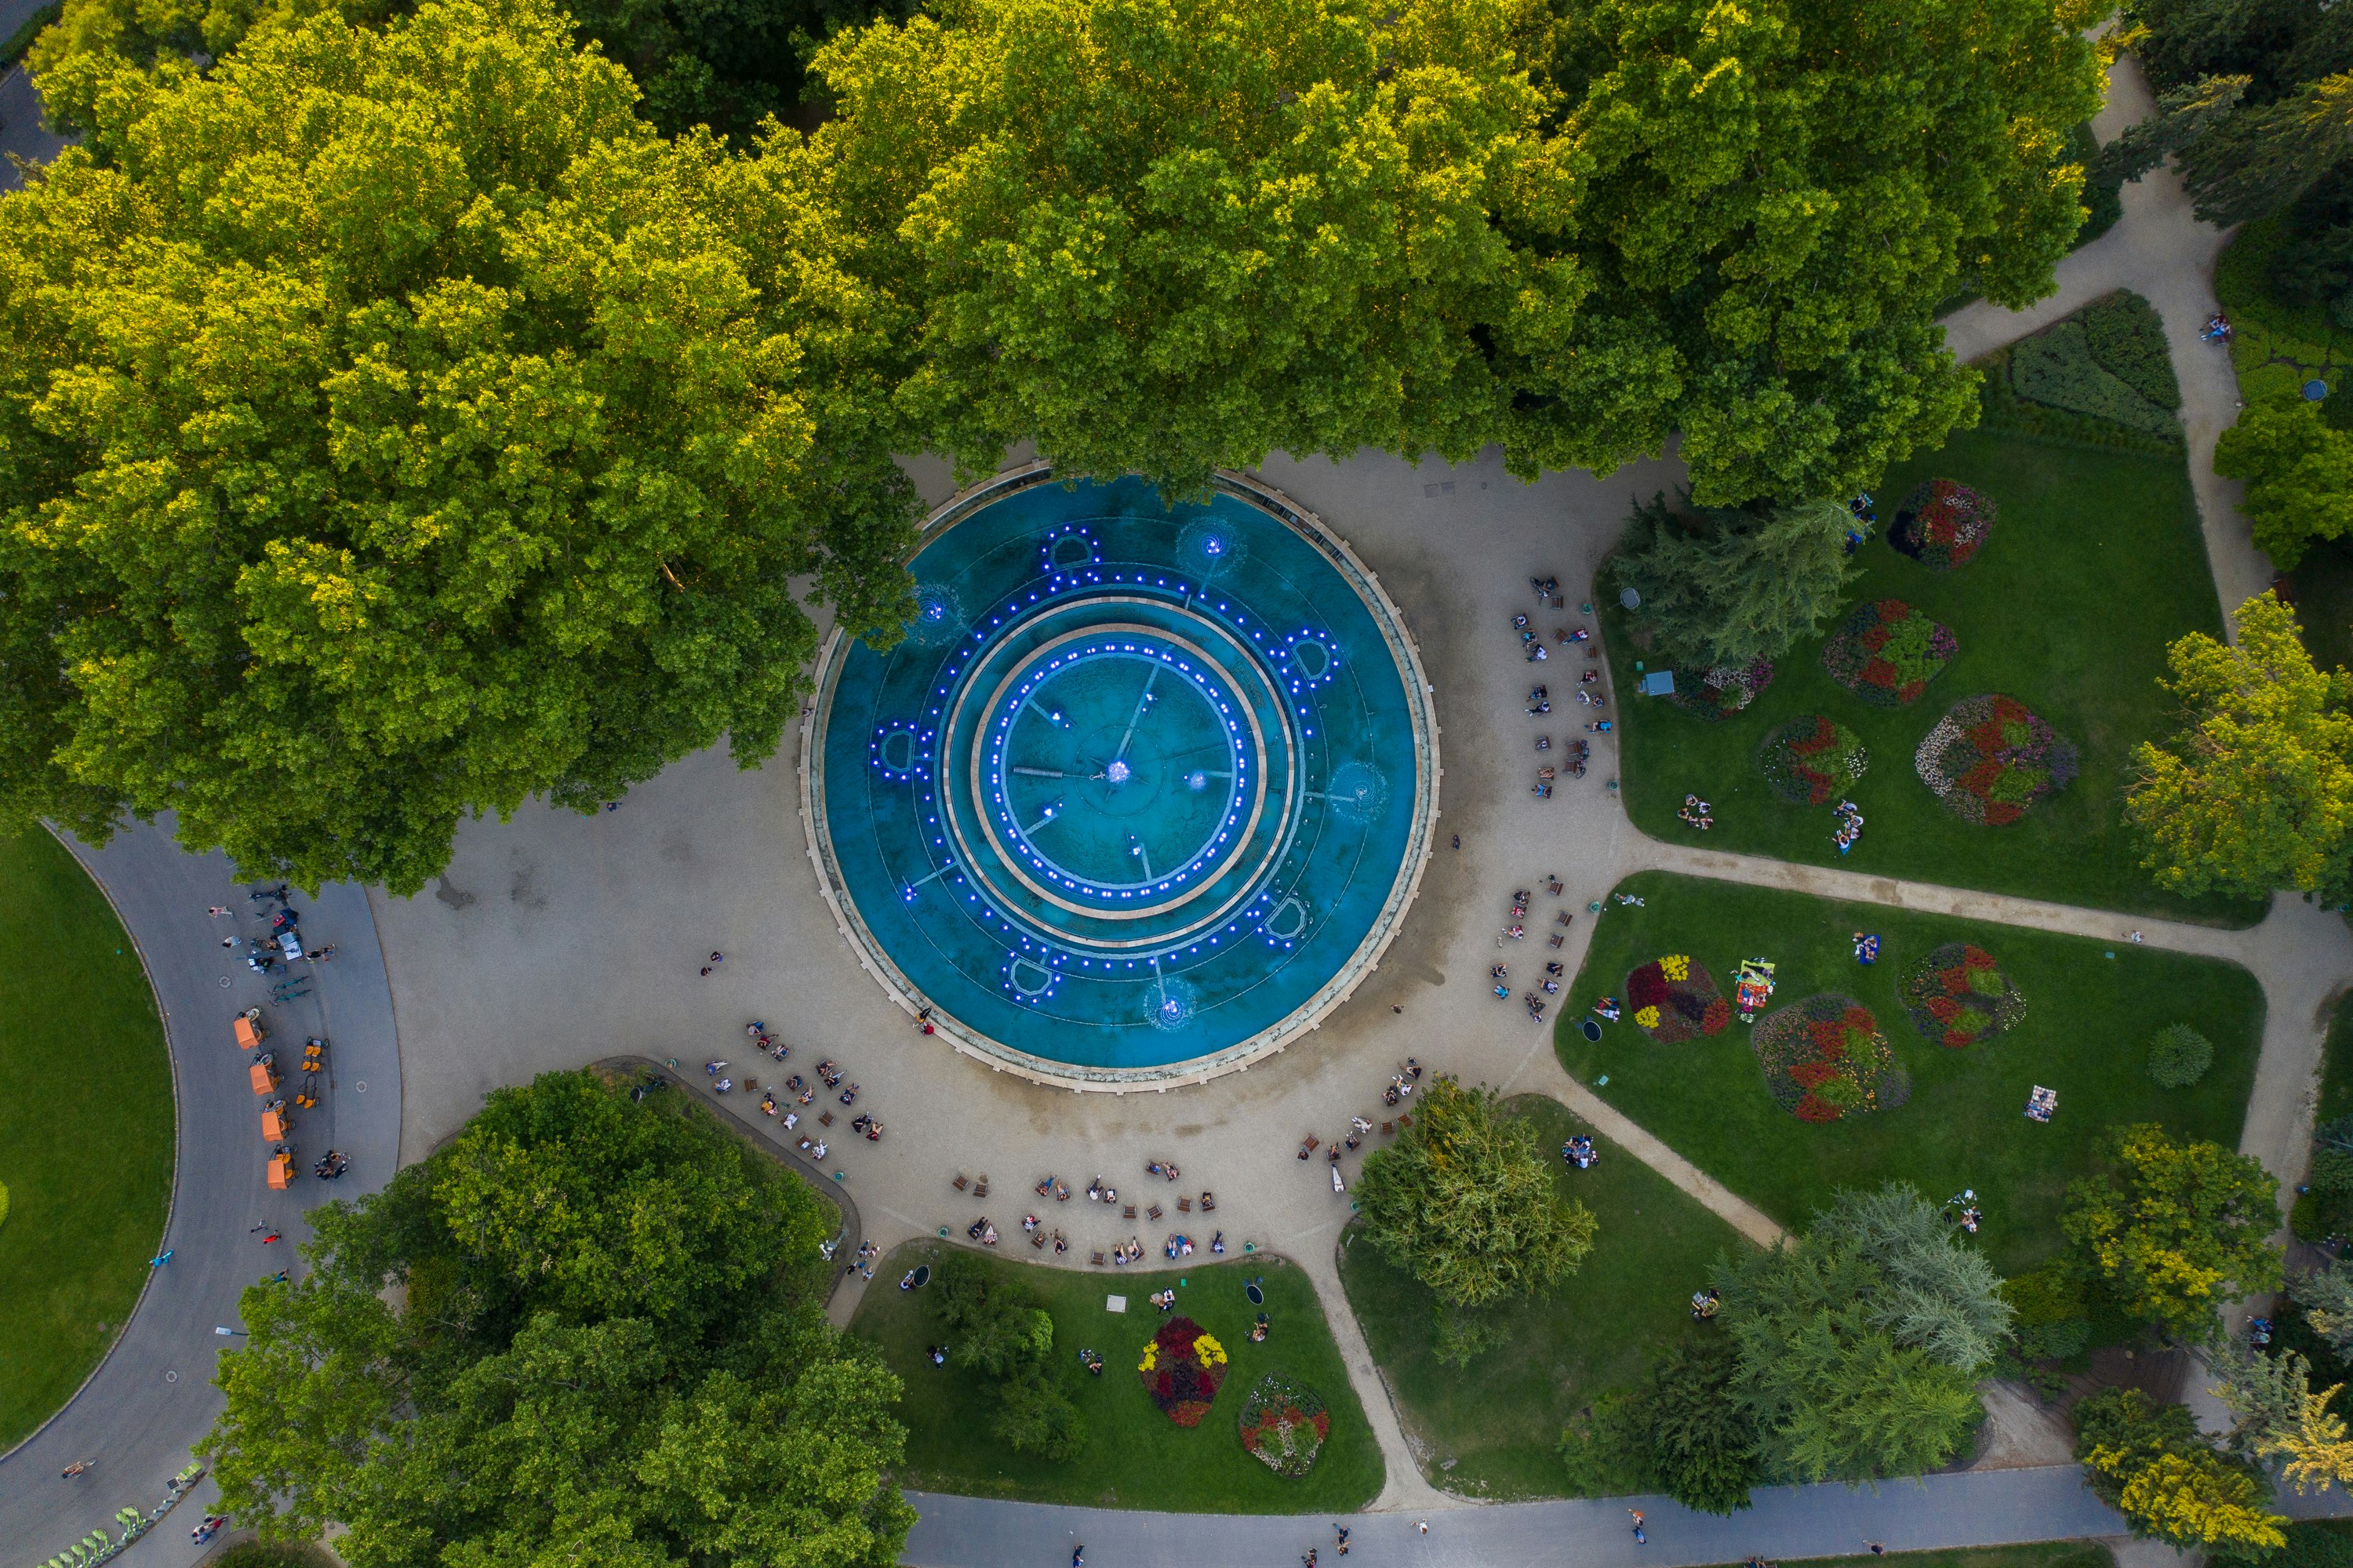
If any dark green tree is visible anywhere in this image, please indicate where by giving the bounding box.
[1619,1336,1764,1515]
[1353,1078,1597,1342]
[1718,1184,2009,1484]
[929,1250,1090,1459]
[0,0,917,893]
[199,1070,914,1567]
[1610,493,1857,671]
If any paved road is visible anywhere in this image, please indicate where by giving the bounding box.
[0,817,401,1568]
[902,1468,2142,1568]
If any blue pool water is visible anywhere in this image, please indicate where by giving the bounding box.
[809,471,1435,1078]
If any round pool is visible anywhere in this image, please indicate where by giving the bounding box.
[805,468,1438,1083]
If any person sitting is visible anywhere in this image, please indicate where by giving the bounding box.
[1593,995,1621,1021]
[929,1344,947,1366]
[1690,1287,1720,1321]
[1251,1312,1270,1343]
[1211,1230,1226,1254]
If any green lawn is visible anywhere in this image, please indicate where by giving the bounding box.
[0,820,173,1446]
[1338,1095,1749,1500]
[1606,426,2259,927]
[850,1242,1382,1512]
[1556,871,2265,1275]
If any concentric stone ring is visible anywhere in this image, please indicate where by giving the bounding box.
[804,467,1438,1085]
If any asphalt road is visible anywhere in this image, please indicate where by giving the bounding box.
[0,817,401,1568]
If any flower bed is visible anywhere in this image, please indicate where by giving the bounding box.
[1237,1373,1330,1476]
[1758,715,1869,806]
[1914,694,2080,826]
[1624,954,1732,1043]
[1752,994,1898,1122]
[1890,479,1996,570]
[1139,1315,1228,1427]
[1820,600,1958,708]
[1668,657,1775,721]
[1900,943,2027,1048]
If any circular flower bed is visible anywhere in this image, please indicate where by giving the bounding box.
[1625,954,1732,1042]
[1752,995,1898,1122]
[1900,943,2027,1048]
[1890,479,1996,570]
[1915,694,2080,826]
[1139,1315,1228,1427]
[1758,715,1869,806]
[1669,657,1775,721]
[1238,1373,1330,1475]
[1820,600,1958,707]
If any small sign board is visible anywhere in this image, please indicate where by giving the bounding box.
[1105,1294,1128,1314]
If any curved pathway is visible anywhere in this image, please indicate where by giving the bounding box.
[0,817,402,1568]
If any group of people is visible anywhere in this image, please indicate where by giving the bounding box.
[1834,799,1864,855]
[1852,931,1880,965]
[311,1149,349,1181]
[1562,1134,1599,1170]
[1678,792,1715,831]
[2203,311,2234,342]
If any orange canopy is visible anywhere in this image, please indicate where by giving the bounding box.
[266,1152,293,1190]
[234,1016,263,1050]
[260,1107,289,1140]
[249,1060,278,1095]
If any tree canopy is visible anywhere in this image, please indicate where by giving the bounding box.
[200,1069,914,1567]
[2126,592,2353,905]
[0,0,917,893]
[1352,1079,1597,1326]
[1611,492,1857,671]
[2213,398,2353,571]
[2062,1123,2285,1342]
[1716,1183,2009,1485]
[2078,1386,2287,1558]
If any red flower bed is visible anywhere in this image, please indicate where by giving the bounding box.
[1138,1315,1227,1427]
[1752,994,1901,1121]
[1900,942,2026,1048]
[1890,479,1996,570]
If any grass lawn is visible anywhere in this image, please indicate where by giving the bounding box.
[1556,871,2265,1275]
[0,820,172,1448]
[1338,1095,1749,1500]
[1605,426,2259,927]
[850,1242,1382,1512]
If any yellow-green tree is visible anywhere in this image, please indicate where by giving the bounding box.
[2126,592,2353,905]
[2077,1387,2286,1558]
[2061,1124,2282,1343]
[0,0,916,893]
[2213,398,2353,570]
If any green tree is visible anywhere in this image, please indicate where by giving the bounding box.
[1352,1079,1597,1322]
[2077,1386,2287,1557]
[0,0,917,893]
[2215,398,2353,569]
[805,0,1576,498]
[1717,1184,2006,1485]
[2126,592,2353,904]
[1617,1336,1764,1515]
[200,1070,914,1566]
[2061,1123,2285,1342]
[1506,0,2107,506]
[2294,1260,2353,1358]
[1611,493,1857,670]
[993,1372,1089,1461]
[2179,73,2353,224]
[933,1252,1056,1377]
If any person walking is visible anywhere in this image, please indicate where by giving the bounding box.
[1071,1548,1083,1567]
[1866,1544,1886,1558]
[1630,1508,1646,1544]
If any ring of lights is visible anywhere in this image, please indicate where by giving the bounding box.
[802,465,1439,1086]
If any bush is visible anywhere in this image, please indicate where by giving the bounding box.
[1751,994,1898,1122]
[995,1371,1088,1460]
[1820,599,1958,706]
[2277,1522,2353,1568]
[2148,1023,2217,1088]
[1237,1373,1331,1475]
[1758,714,1868,806]
[1624,954,1732,1042]
[1915,694,2081,826]
[1977,346,2189,454]
[2311,1147,2353,1195]
[2072,122,2127,248]
[2003,1261,2091,1362]
[2011,319,2183,436]
[2082,292,2184,411]
[1888,479,1997,569]
[935,1252,1056,1376]
[1900,943,2027,1049]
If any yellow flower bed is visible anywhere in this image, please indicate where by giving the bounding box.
[1660,954,1690,982]
[1138,1342,1158,1373]
[1634,1005,1661,1029]
[1196,1332,1227,1366]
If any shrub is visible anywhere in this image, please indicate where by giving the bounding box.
[2277,1522,2353,1568]
[1751,994,1898,1122]
[2147,1023,2217,1088]
[1820,599,1958,706]
[1889,479,1997,569]
[1915,694,2081,826]
[2011,319,2182,435]
[1758,714,1869,806]
[1237,1373,1330,1475]
[2002,1261,2090,1362]
[1899,943,2027,1048]
[995,1372,1089,1459]
[1138,1315,1228,1426]
[1624,954,1732,1043]
[1668,657,1777,720]
[2082,291,2184,411]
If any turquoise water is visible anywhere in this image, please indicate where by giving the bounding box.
[813,475,1428,1072]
